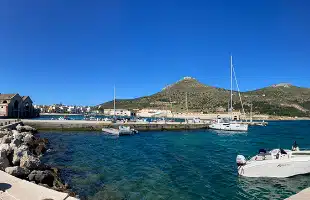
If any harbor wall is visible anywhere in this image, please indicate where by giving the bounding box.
[22,120,209,131]
[0,119,23,130]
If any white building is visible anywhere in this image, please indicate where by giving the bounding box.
[67,106,77,113]
[136,109,172,118]
[104,109,131,117]
[86,107,91,113]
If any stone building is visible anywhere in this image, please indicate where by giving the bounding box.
[0,94,37,118]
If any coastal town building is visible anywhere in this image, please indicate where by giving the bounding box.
[104,109,131,116]
[34,104,93,114]
[0,94,38,118]
[135,108,242,120]
[136,109,172,117]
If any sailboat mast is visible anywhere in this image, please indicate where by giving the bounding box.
[185,92,188,113]
[113,85,116,118]
[250,103,253,122]
[230,55,233,119]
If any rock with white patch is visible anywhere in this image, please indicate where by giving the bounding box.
[5,166,30,178]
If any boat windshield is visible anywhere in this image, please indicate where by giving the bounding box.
[222,118,230,123]
[280,149,287,154]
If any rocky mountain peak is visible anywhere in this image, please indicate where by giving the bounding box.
[162,77,206,91]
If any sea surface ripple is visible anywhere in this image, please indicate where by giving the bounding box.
[38,120,310,200]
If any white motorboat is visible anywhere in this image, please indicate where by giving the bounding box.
[209,117,248,131]
[236,142,310,178]
[209,56,248,132]
[102,126,138,136]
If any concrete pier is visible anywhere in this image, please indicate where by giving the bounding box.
[0,170,77,200]
[0,120,22,130]
[22,119,209,131]
[285,187,310,200]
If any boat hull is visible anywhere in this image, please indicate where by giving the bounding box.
[209,123,248,131]
[238,159,310,178]
[102,128,136,136]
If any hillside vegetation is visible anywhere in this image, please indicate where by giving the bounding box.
[99,78,310,117]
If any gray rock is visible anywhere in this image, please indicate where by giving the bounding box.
[28,170,54,187]
[11,138,22,147]
[11,145,29,165]
[1,135,12,144]
[20,154,41,170]
[0,149,6,158]
[35,144,47,156]
[5,166,30,178]
[0,144,12,156]
[0,146,11,170]
[12,131,24,141]
[15,124,23,133]
[23,134,33,145]
[16,125,37,133]
[0,156,10,170]
[0,130,11,137]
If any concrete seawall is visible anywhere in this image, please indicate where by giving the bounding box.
[285,187,310,200]
[0,170,77,200]
[0,120,23,130]
[22,120,209,131]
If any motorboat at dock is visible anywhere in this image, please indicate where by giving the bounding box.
[236,142,310,178]
[102,126,138,136]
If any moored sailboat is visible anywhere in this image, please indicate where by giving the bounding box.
[209,56,248,131]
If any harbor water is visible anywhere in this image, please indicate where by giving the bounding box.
[39,120,310,200]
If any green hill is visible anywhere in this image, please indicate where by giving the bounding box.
[99,78,310,117]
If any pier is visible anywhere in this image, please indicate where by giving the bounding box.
[0,119,22,130]
[22,119,210,131]
[0,170,77,200]
[285,187,310,200]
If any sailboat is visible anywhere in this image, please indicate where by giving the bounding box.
[209,56,248,131]
[102,85,138,135]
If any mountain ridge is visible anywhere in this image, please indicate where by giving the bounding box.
[99,77,310,117]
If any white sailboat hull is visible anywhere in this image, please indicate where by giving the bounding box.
[209,123,248,131]
[238,158,310,178]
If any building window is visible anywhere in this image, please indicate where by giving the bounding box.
[3,100,7,103]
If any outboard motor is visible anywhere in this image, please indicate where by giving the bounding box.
[236,155,246,166]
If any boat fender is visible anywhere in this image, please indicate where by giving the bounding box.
[236,155,246,166]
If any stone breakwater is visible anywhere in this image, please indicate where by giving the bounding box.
[0,124,75,197]
[23,119,210,131]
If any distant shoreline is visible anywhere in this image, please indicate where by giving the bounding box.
[40,113,82,116]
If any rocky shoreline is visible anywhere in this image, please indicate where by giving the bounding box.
[0,124,75,197]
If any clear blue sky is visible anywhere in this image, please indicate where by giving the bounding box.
[1,0,310,105]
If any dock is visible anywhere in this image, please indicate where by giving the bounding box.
[22,119,210,131]
[285,187,310,200]
[0,170,77,200]
[0,119,22,130]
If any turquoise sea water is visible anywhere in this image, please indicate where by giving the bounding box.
[38,121,310,200]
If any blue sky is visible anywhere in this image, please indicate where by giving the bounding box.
[1,0,310,105]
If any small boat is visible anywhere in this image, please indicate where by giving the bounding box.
[58,116,70,120]
[236,142,310,178]
[102,126,138,136]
